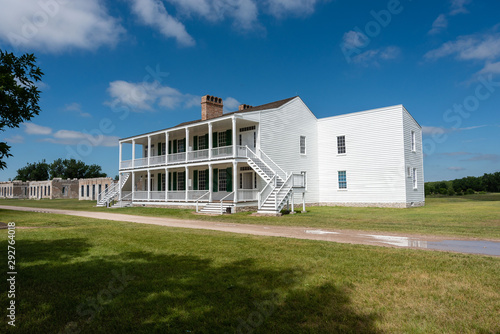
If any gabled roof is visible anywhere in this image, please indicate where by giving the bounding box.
[120,96,297,140]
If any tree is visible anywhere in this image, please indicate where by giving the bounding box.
[49,158,107,179]
[14,160,49,181]
[0,50,43,169]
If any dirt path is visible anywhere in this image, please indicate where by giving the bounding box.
[1,205,499,256]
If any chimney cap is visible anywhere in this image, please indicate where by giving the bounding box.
[202,95,223,105]
[238,104,253,111]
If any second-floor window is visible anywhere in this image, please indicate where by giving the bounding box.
[300,136,306,154]
[411,131,416,152]
[337,136,346,154]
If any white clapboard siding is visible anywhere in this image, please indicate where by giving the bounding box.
[259,98,320,203]
[317,105,407,204]
[403,108,425,204]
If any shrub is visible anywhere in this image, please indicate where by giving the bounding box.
[447,189,456,196]
[466,189,475,195]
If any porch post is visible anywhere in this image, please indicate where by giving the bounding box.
[119,142,122,169]
[165,167,168,201]
[291,192,295,213]
[118,173,122,201]
[233,161,238,204]
[185,166,189,202]
[132,139,136,169]
[165,131,169,164]
[232,117,237,157]
[131,172,135,201]
[208,122,213,160]
[147,136,151,167]
[147,170,151,200]
[302,193,306,212]
[209,164,213,202]
[185,128,190,162]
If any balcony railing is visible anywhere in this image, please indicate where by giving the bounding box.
[122,145,252,170]
[237,189,258,202]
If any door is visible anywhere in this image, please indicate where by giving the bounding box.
[242,172,253,189]
[240,131,256,149]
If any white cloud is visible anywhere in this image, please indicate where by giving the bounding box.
[464,154,500,162]
[4,135,24,144]
[424,29,500,61]
[64,103,91,118]
[129,0,195,46]
[266,0,323,17]
[0,0,124,52]
[224,97,241,111]
[428,14,448,35]
[352,46,400,66]
[449,0,471,16]
[24,123,52,135]
[447,166,465,171]
[341,30,368,50]
[422,125,487,135]
[479,61,500,74]
[106,80,199,111]
[42,130,119,147]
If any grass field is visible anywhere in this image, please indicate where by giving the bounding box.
[0,209,499,333]
[1,193,500,239]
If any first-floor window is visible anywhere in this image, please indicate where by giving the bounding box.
[87,185,89,197]
[199,170,207,190]
[161,174,166,191]
[105,184,108,193]
[48,186,50,196]
[81,185,84,196]
[178,172,185,191]
[219,169,227,191]
[338,171,347,189]
[412,168,418,189]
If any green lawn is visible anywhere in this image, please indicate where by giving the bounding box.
[1,194,500,239]
[0,209,499,333]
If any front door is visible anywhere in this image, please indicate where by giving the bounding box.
[242,172,253,189]
[240,131,256,150]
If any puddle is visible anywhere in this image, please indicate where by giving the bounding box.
[363,234,500,256]
[305,230,339,235]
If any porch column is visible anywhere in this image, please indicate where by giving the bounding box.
[119,142,122,170]
[132,172,135,201]
[147,170,151,200]
[209,164,213,202]
[118,173,122,201]
[208,122,213,160]
[132,139,136,168]
[302,193,306,212]
[232,117,237,157]
[291,192,295,213]
[233,161,238,204]
[185,166,189,202]
[185,128,190,162]
[165,167,168,202]
[165,131,169,164]
[147,136,151,167]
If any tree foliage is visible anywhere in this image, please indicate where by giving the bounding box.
[14,158,106,181]
[425,172,500,196]
[0,50,43,169]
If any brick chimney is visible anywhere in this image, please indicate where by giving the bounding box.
[238,104,253,111]
[201,95,223,120]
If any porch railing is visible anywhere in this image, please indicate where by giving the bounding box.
[120,160,133,169]
[187,149,209,162]
[168,152,186,164]
[134,191,148,200]
[168,191,186,201]
[220,191,235,214]
[212,146,232,159]
[150,155,166,166]
[150,191,165,200]
[237,189,258,202]
[134,158,148,168]
[195,191,210,212]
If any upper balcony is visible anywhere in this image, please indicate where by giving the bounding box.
[119,115,259,171]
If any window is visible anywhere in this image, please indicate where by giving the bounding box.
[412,168,418,189]
[411,131,416,152]
[48,186,50,196]
[239,125,256,132]
[62,186,66,195]
[199,170,207,190]
[337,136,346,154]
[218,132,227,147]
[300,136,306,154]
[338,171,347,189]
[407,167,412,178]
[219,169,227,191]
[178,172,185,191]
[161,174,166,191]
[81,185,84,196]
[98,185,102,195]
[87,185,89,197]
[44,186,47,196]
[177,140,185,153]
[105,184,108,193]
[199,135,207,150]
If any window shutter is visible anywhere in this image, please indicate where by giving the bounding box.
[226,167,233,192]
[158,173,161,190]
[182,138,186,152]
[168,172,172,191]
[204,134,209,149]
[213,168,218,192]
[173,139,178,154]
[168,141,172,154]
[183,171,186,189]
[173,172,177,191]
[226,129,232,146]
[213,132,218,148]
[193,136,198,151]
[193,170,198,190]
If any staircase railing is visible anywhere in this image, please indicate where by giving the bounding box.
[220,191,235,214]
[117,192,132,207]
[274,173,294,212]
[195,191,210,213]
[258,149,287,182]
[97,183,119,207]
[244,146,276,180]
[258,174,276,209]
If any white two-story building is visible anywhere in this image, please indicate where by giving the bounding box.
[104,95,424,214]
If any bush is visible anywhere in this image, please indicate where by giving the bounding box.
[447,189,456,196]
[466,189,475,195]
[439,188,448,195]
[456,191,464,196]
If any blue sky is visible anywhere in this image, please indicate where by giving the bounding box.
[0,0,499,182]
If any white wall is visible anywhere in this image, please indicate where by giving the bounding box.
[318,106,407,204]
[259,98,320,203]
[403,108,425,204]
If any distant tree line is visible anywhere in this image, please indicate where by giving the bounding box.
[14,158,106,181]
[425,172,500,196]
